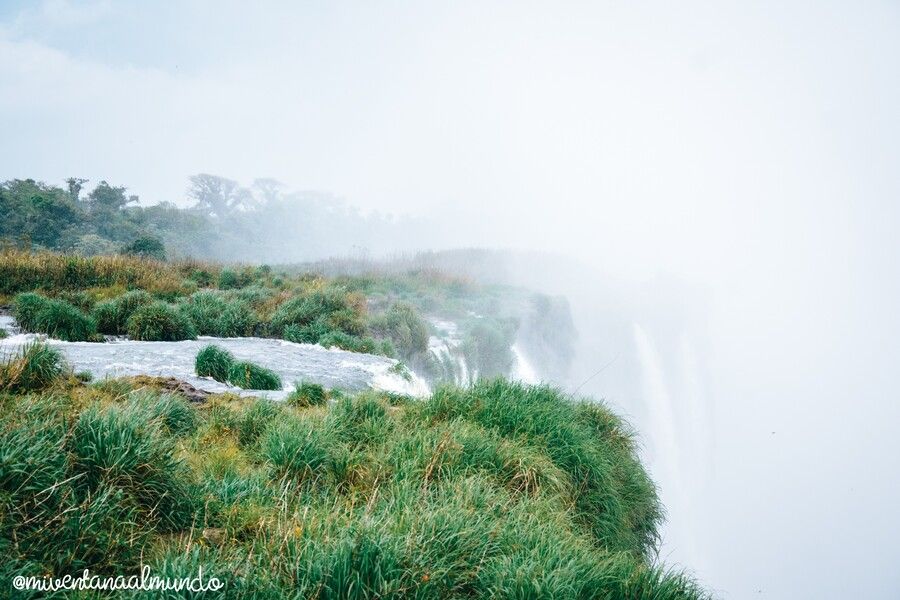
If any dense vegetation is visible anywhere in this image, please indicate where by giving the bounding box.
[0,250,431,363]
[1,176,577,382]
[0,344,706,599]
[0,176,416,263]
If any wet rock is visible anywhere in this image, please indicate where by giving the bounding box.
[128,375,212,403]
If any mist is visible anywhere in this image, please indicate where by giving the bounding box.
[3,1,900,597]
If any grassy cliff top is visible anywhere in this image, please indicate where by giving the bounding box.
[0,342,706,598]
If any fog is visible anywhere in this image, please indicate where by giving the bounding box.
[2,1,900,597]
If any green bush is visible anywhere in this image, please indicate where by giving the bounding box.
[126,301,197,341]
[227,361,282,391]
[133,392,199,437]
[195,344,235,383]
[236,398,286,447]
[318,330,382,355]
[0,329,6,340]
[369,302,430,359]
[13,292,50,331]
[122,235,166,261]
[286,381,328,407]
[69,403,196,530]
[419,379,662,556]
[93,289,153,335]
[0,342,66,392]
[23,296,98,341]
[261,417,333,482]
[271,288,365,338]
[181,291,259,337]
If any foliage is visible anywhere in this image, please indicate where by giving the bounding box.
[180,290,259,337]
[0,375,707,599]
[121,235,167,261]
[0,342,66,392]
[272,287,365,339]
[195,344,235,383]
[369,302,430,359]
[286,381,328,407]
[462,318,518,378]
[227,361,283,391]
[14,292,97,341]
[93,289,153,335]
[126,301,197,341]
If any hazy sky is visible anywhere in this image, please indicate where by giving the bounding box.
[3,2,900,598]
[2,1,897,280]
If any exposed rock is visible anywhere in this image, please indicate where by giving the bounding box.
[127,375,212,403]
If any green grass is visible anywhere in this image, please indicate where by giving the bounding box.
[196,344,235,383]
[93,289,153,335]
[286,381,328,407]
[14,292,98,341]
[227,360,283,391]
[0,341,66,392]
[126,301,197,341]
[33,297,98,341]
[0,374,708,599]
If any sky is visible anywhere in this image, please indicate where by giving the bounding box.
[2,1,900,598]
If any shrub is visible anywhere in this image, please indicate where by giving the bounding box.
[0,342,66,392]
[236,398,285,447]
[261,417,333,482]
[13,292,51,331]
[181,291,258,337]
[419,379,662,556]
[271,288,365,337]
[227,361,282,391]
[369,302,429,359]
[133,392,199,437]
[462,319,518,378]
[195,344,234,383]
[318,330,381,355]
[75,370,93,382]
[0,329,6,340]
[286,381,328,407]
[93,289,153,335]
[122,235,166,261]
[30,297,98,341]
[126,301,196,341]
[69,403,195,530]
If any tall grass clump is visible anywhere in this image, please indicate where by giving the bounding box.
[181,290,259,337]
[272,287,366,341]
[195,344,235,383]
[93,289,153,335]
[126,301,197,341]
[12,292,49,331]
[369,302,430,359]
[418,379,663,557]
[227,360,282,391]
[261,417,334,483]
[286,381,328,407]
[31,297,98,341]
[0,342,66,392]
[69,403,197,530]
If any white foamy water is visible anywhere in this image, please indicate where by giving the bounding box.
[0,316,429,399]
[511,343,539,384]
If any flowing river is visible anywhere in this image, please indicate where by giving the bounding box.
[0,315,429,399]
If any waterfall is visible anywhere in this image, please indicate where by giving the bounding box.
[511,343,539,384]
[632,322,705,570]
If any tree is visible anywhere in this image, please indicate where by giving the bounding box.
[66,177,88,202]
[88,181,135,212]
[188,173,247,217]
[122,236,167,261]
